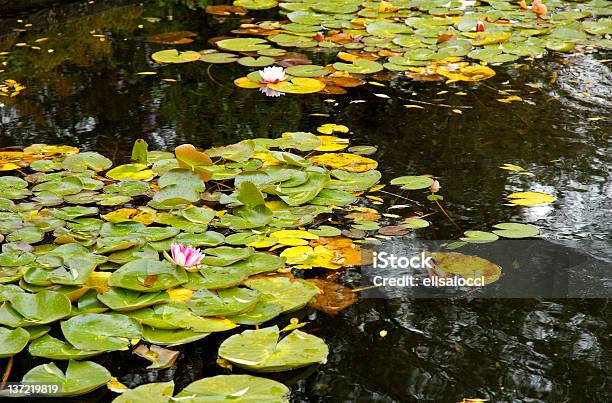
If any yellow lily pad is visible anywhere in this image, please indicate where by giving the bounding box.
[308,153,378,172]
[268,77,325,94]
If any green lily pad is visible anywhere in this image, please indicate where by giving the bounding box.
[97,288,170,311]
[20,360,111,397]
[201,246,254,266]
[217,38,271,52]
[187,287,259,316]
[175,375,290,402]
[128,302,237,332]
[244,276,318,313]
[200,52,239,64]
[62,152,112,172]
[390,175,434,190]
[227,299,284,325]
[332,59,383,74]
[113,381,174,403]
[108,259,187,292]
[141,326,209,346]
[61,313,142,351]
[28,334,105,360]
[460,230,499,243]
[238,56,276,67]
[492,223,540,238]
[0,326,29,357]
[10,290,72,324]
[285,65,328,77]
[152,49,201,64]
[218,326,328,372]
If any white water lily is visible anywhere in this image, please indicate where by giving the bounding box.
[258,66,286,84]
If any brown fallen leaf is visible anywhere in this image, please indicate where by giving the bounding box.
[307,278,357,314]
[133,344,179,369]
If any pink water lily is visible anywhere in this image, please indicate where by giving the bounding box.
[170,243,204,269]
[259,66,286,84]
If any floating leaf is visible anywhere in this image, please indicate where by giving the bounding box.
[506,191,555,206]
[431,252,502,285]
[0,326,29,357]
[218,326,328,372]
[308,153,377,172]
[152,49,201,64]
[175,375,289,401]
[245,276,318,312]
[492,223,540,238]
[113,381,174,403]
[268,77,326,94]
[61,313,142,351]
[20,360,111,397]
[390,175,434,190]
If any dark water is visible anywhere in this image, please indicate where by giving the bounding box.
[0,1,611,402]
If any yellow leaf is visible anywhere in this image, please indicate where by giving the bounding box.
[85,271,111,293]
[404,104,425,109]
[317,123,349,134]
[268,77,326,94]
[497,95,523,103]
[168,287,195,302]
[280,245,342,270]
[270,229,319,246]
[107,377,129,393]
[308,153,378,172]
[315,136,349,152]
[507,191,555,206]
[435,64,495,82]
[101,208,156,225]
[234,76,263,89]
[137,71,157,76]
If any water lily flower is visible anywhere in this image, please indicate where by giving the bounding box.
[170,243,204,269]
[259,66,286,84]
[430,180,441,193]
[259,86,284,97]
[476,21,486,32]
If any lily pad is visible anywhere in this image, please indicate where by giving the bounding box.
[61,313,142,351]
[492,223,540,238]
[28,334,105,360]
[218,326,328,372]
[175,375,290,402]
[0,326,29,357]
[108,259,188,292]
[20,360,111,397]
[244,276,318,313]
[152,49,201,64]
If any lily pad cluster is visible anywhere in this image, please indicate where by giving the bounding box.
[191,0,612,89]
[0,128,397,397]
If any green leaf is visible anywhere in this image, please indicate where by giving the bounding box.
[28,334,105,360]
[62,152,112,172]
[20,360,111,397]
[492,223,540,238]
[113,381,174,403]
[10,290,72,324]
[0,326,29,358]
[244,277,318,313]
[187,287,259,316]
[108,259,188,292]
[61,313,142,351]
[218,326,328,372]
[175,375,289,402]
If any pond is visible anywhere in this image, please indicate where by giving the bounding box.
[0,0,610,402]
